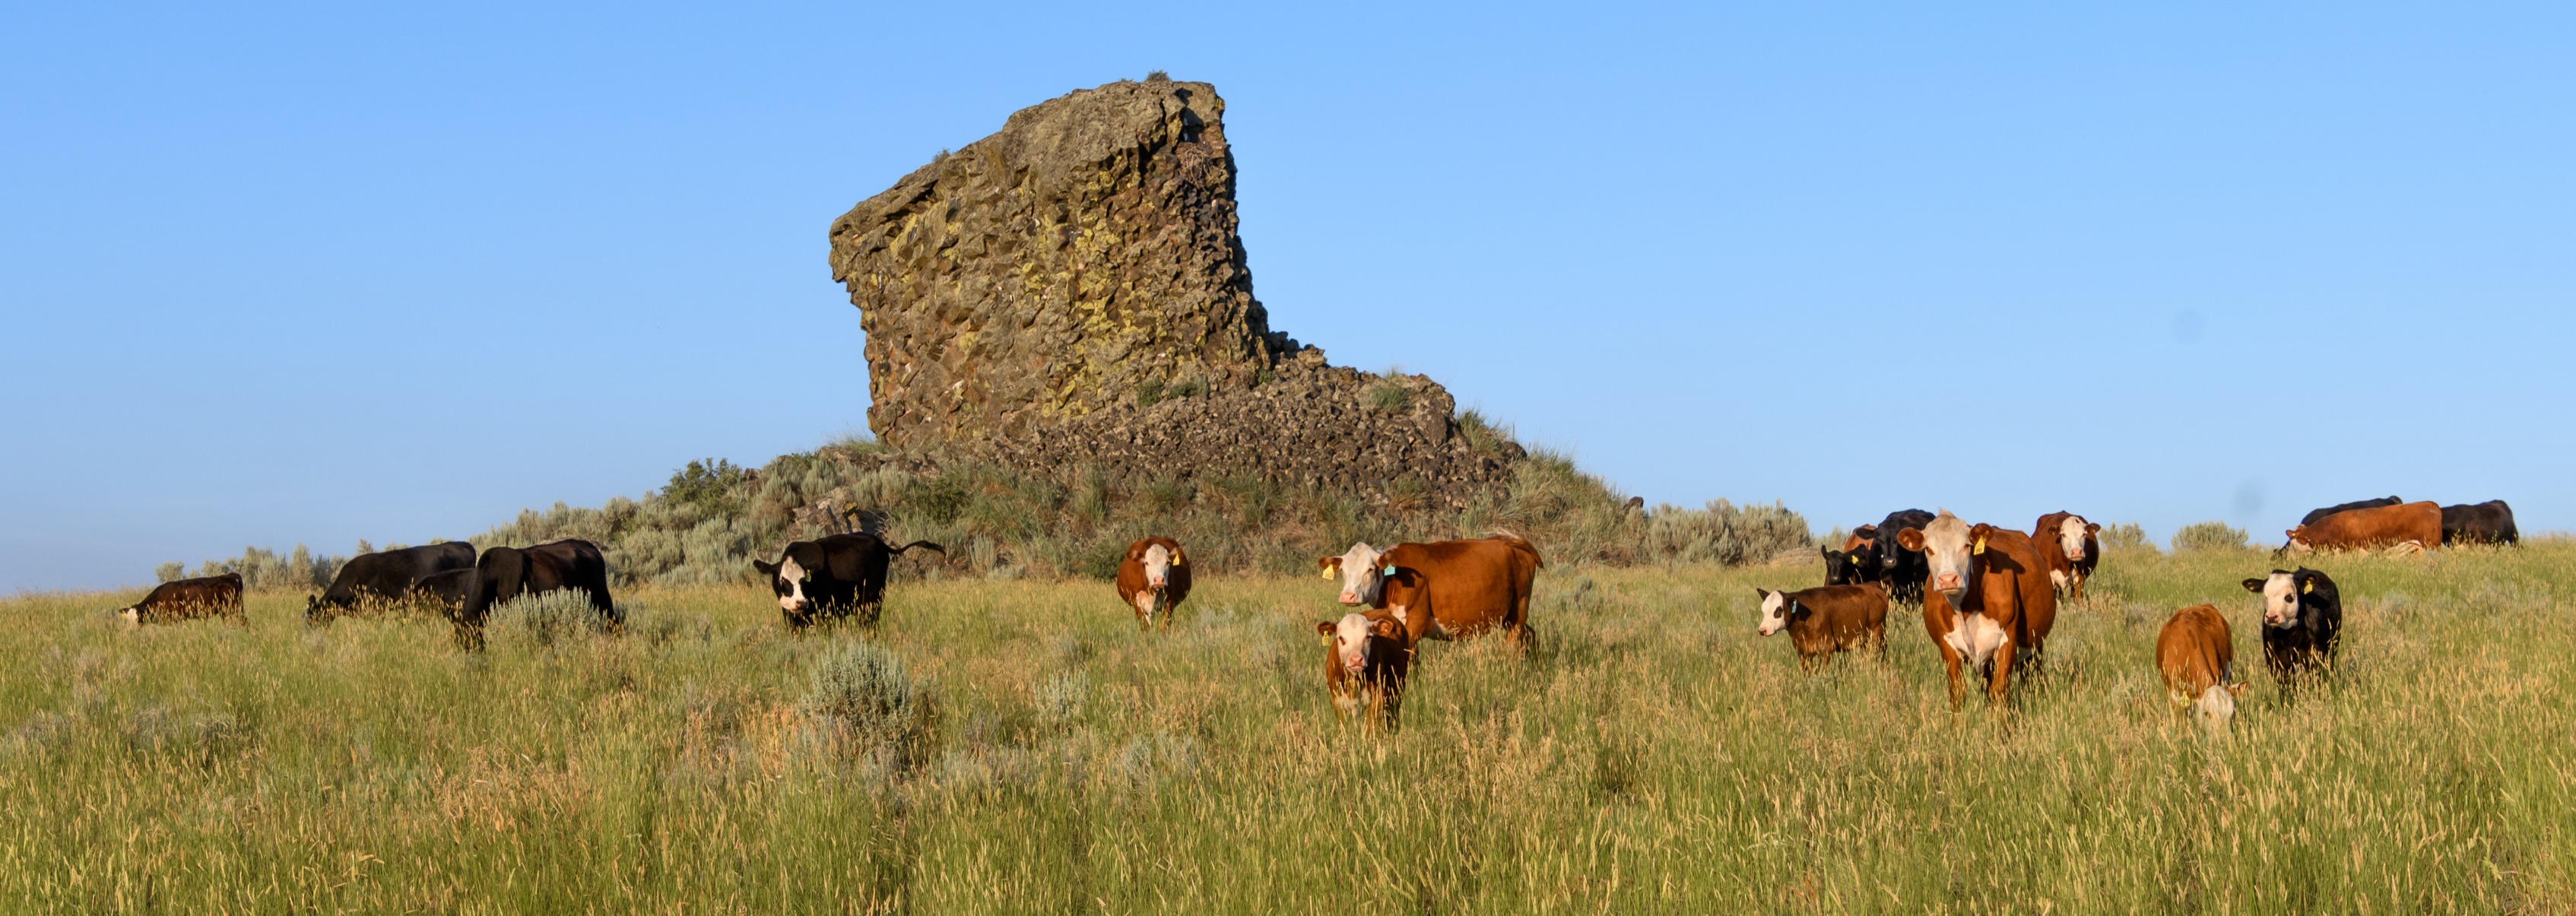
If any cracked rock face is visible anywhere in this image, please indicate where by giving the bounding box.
[828,78,1517,508]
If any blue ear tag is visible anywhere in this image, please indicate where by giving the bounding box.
[1381,564,1396,576]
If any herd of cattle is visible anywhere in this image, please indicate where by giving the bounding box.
[109,495,2516,731]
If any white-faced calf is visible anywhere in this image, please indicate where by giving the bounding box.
[1753,584,1888,671]
[2155,604,2245,732]
[1315,611,1410,731]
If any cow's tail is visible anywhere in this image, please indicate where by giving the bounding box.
[1483,530,1543,568]
[888,540,946,558]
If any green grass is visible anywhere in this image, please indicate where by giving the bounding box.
[5,542,2572,912]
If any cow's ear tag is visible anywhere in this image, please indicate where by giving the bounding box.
[1171,554,1183,567]
[1972,536,1987,555]
[2302,580,2314,594]
[1320,567,1337,580]
[1319,635,1331,647]
[1381,564,1397,577]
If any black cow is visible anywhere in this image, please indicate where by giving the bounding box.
[1873,509,1935,602]
[2298,496,2402,528]
[119,572,246,626]
[307,542,477,623]
[455,540,617,648]
[2441,500,2519,546]
[751,533,944,628]
[409,567,479,613]
[2241,567,2342,695]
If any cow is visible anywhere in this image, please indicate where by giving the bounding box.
[118,572,246,626]
[408,567,478,613]
[1873,509,1936,602]
[1896,512,2057,707]
[2156,604,2246,732]
[1319,534,1542,649]
[455,540,617,648]
[1823,525,1881,586]
[2284,501,2441,553]
[2240,568,2342,694]
[751,533,944,629]
[2299,496,2403,528]
[1315,611,1411,731]
[1115,537,1193,630]
[306,541,477,623]
[2441,500,2520,547]
[1753,583,1888,672]
[2031,511,2102,601]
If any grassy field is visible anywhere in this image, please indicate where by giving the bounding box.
[5,542,2572,913]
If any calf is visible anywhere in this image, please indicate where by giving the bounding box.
[119,573,246,626]
[2031,511,2102,601]
[1874,509,1935,602]
[2440,500,2519,546]
[2240,568,2342,693]
[1315,611,1411,731]
[2300,496,2403,527]
[1320,534,1542,649]
[1114,537,1193,630]
[456,540,617,648]
[1897,512,2057,707]
[306,541,477,623]
[1753,583,1888,671]
[1823,526,1881,586]
[752,533,944,629]
[2284,501,2441,553]
[2156,604,2246,731]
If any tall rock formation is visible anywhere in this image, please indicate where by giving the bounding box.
[828,77,1518,507]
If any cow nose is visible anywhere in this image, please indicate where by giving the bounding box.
[1339,592,1360,606]
[1935,574,1962,591]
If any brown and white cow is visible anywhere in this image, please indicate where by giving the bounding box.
[2032,511,2102,601]
[1115,537,1192,630]
[119,572,246,626]
[1753,583,1888,671]
[1318,534,1542,649]
[1896,512,2058,707]
[2155,604,2245,731]
[2284,500,2441,553]
[1315,611,1410,731]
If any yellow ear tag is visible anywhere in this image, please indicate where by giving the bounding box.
[1319,635,1331,647]
[1171,555,1183,567]
[1972,536,1987,555]
[1320,567,1337,580]
[2302,580,2314,594]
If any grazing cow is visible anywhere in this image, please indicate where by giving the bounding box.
[1753,583,1888,671]
[2031,511,2103,601]
[306,542,477,623]
[1823,526,1882,586]
[1874,509,1936,602]
[1315,611,1411,731]
[2299,496,2403,528]
[455,540,617,648]
[118,573,246,626]
[1319,534,1542,648]
[1114,537,1193,629]
[1896,512,2058,707]
[2284,501,2441,553]
[2156,604,2246,731]
[751,533,944,629]
[2241,568,2342,693]
[2441,500,2520,547]
[408,568,478,613]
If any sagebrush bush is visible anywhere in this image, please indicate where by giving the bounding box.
[801,639,931,758]
[2172,520,2252,553]
[2099,521,2153,552]
[159,544,347,590]
[496,590,614,649]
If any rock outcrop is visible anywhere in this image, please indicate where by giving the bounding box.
[828,77,1518,508]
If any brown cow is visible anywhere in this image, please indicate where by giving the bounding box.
[2284,500,2441,553]
[1318,534,1542,649]
[1896,512,2058,707]
[2155,604,2246,731]
[1315,611,1410,731]
[1114,537,1192,630]
[119,572,246,626]
[1753,583,1888,671]
[2032,511,2102,601]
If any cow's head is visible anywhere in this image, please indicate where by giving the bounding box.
[1140,542,1182,591]
[1821,547,1851,585]
[2241,569,2304,629]
[1753,588,1803,636]
[1317,613,1404,677]
[1896,512,1985,602]
[2279,528,2314,553]
[2191,683,2246,731]
[303,594,329,626]
[118,606,141,626]
[754,556,812,613]
[2054,515,2098,562]
[1318,543,1387,607]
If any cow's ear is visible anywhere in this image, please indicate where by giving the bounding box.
[2240,578,2265,593]
[1855,525,1877,537]
[2228,682,2249,698]
[1170,550,1183,568]
[1753,588,1769,601]
[1315,620,1335,636]
[1370,618,1402,639]
[1896,528,1925,551]
[2086,523,2102,534]
[1318,557,1342,579]
[753,559,776,576]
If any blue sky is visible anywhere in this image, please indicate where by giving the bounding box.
[5,3,2569,591]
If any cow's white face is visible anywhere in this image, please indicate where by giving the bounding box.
[1323,543,1385,607]
[1142,544,1172,590]
[776,556,811,613]
[2191,685,2237,731]
[1329,613,1377,674]
[2057,515,2090,562]
[119,607,141,626]
[1916,513,1976,601]
[1756,590,1790,636]
[2257,572,2299,628]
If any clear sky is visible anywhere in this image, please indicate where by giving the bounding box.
[5,2,2569,592]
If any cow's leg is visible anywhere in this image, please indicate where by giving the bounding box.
[2069,572,2086,604]
[1987,636,2018,704]
[1941,646,1968,709]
